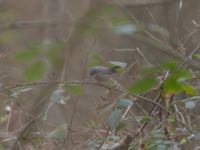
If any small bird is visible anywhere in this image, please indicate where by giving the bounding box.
[89,66,120,82]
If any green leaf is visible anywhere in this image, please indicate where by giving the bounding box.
[135,116,151,124]
[24,61,47,81]
[64,84,84,95]
[150,129,165,138]
[195,53,200,59]
[162,76,182,94]
[108,109,122,129]
[110,16,129,25]
[14,42,43,62]
[14,49,41,62]
[174,70,192,83]
[47,43,63,68]
[144,60,177,74]
[163,70,193,95]
[181,84,197,96]
[162,60,177,71]
[128,76,157,94]
[116,99,133,108]
[185,101,196,110]
[47,125,67,143]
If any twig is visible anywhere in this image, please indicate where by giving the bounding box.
[131,94,169,113]
[0,20,65,31]
[118,6,200,70]
[136,47,150,65]
[114,0,177,6]
[11,117,38,150]
[0,79,174,115]
[130,71,169,140]
[64,96,80,148]
[0,80,123,93]
[178,43,200,69]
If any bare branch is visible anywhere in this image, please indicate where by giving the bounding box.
[0,20,65,31]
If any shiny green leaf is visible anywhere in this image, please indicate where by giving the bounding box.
[162,76,182,94]
[128,76,157,94]
[162,61,177,71]
[181,84,197,96]
[174,70,192,83]
[144,61,177,74]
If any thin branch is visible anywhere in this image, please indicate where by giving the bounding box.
[129,34,200,70]
[0,79,174,115]
[64,96,80,148]
[119,6,200,70]
[0,80,122,93]
[178,43,200,69]
[0,20,65,31]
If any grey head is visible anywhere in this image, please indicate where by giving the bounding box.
[89,66,114,76]
[89,66,118,82]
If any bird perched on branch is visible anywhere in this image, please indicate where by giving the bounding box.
[89,66,120,82]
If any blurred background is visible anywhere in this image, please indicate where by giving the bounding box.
[0,0,200,149]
